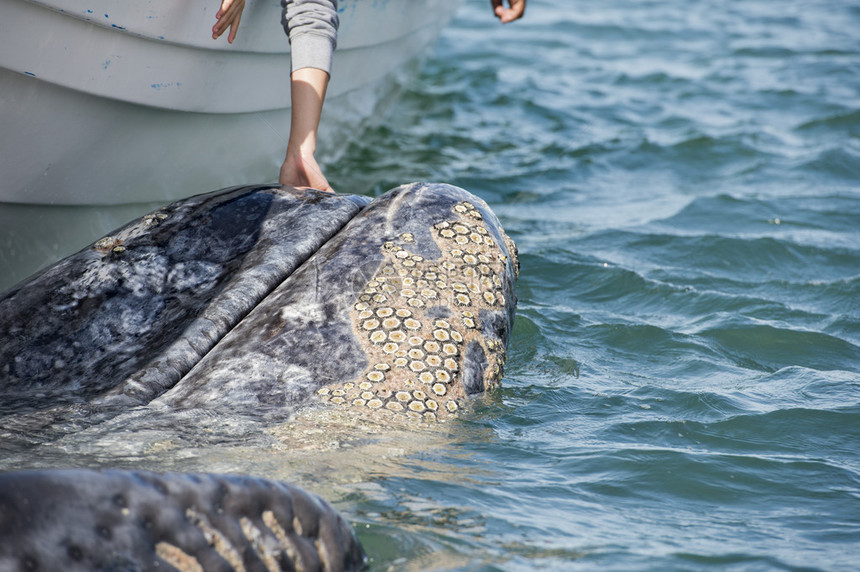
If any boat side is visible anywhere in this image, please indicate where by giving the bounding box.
[0,0,463,205]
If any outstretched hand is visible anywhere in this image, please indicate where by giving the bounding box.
[491,0,526,23]
[213,0,246,43]
[279,150,334,193]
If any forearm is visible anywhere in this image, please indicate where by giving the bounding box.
[287,67,329,155]
[281,0,339,74]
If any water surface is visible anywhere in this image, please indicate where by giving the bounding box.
[3,0,859,570]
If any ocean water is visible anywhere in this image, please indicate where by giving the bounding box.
[3,0,859,570]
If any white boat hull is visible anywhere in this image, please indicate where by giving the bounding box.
[0,0,462,205]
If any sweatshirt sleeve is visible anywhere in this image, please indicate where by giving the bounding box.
[281,0,340,75]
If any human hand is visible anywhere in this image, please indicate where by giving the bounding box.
[212,0,246,43]
[491,0,526,23]
[280,149,334,193]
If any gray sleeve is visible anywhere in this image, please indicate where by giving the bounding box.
[281,0,339,75]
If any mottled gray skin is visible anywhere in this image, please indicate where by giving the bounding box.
[0,469,366,572]
[157,182,518,418]
[0,185,369,440]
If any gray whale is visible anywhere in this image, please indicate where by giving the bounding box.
[0,182,518,438]
[0,182,518,568]
[0,468,366,571]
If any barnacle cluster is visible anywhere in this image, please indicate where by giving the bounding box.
[317,201,512,419]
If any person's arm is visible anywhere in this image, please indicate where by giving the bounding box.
[278,0,340,192]
[491,0,526,23]
[279,67,333,192]
[212,0,245,43]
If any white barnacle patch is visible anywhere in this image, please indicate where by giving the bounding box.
[343,197,514,421]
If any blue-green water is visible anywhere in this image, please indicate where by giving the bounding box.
[326,0,860,569]
[3,0,859,570]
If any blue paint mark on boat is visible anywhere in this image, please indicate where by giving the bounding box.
[23,72,36,77]
[111,24,126,30]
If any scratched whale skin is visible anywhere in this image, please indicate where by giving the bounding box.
[0,182,518,438]
[0,469,367,572]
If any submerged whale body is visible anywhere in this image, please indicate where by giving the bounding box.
[0,182,518,436]
[0,182,518,568]
[0,468,366,571]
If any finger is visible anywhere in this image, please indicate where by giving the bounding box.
[490,0,503,19]
[498,0,526,23]
[212,0,235,39]
[228,14,241,43]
